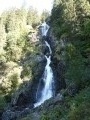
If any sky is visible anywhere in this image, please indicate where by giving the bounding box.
[0,0,54,14]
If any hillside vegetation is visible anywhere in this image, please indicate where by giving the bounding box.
[0,7,49,114]
[40,0,90,119]
[0,0,90,119]
[20,0,90,120]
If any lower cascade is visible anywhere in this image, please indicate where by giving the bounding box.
[34,40,54,108]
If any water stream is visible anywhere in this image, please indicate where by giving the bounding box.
[34,22,54,108]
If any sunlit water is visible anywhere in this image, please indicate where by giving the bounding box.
[34,22,54,108]
[40,22,50,36]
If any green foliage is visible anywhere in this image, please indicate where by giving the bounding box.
[21,66,32,79]
[68,87,90,120]
[3,8,27,33]
[64,38,90,88]
[0,21,7,63]
[5,32,21,61]
[83,19,90,36]
[41,10,50,22]
[27,7,40,27]
[51,0,90,89]
[0,94,7,110]
[49,1,90,120]
[9,73,19,90]
[51,0,90,37]
[40,107,64,120]
[0,72,19,109]
[40,87,90,120]
[0,5,45,113]
[1,73,19,95]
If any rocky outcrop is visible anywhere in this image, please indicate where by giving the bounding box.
[2,93,64,120]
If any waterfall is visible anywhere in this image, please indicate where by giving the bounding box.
[45,41,52,54]
[34,22,54,108]
[40,22,50,37]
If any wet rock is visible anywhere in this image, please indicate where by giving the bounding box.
[2,108,31,120]
[42,93,64,108]
[2,110,17,120]
[41,42,49,55]
[53,93,64,104]
[51,58,66,94]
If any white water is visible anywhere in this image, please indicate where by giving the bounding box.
[34,22,54,108]
[40,22,50,36]
[34,55,54,107]
[45,41,52,54]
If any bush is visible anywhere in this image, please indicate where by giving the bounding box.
[9,73,19,93]
[68,87,90,120]
[0,94,7,110]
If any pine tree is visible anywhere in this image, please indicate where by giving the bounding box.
[41,10,50,22]
[74,0,90,33]
[27,7,40,27]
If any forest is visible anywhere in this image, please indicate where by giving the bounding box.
[0,6,49,115]
[0,0,90,120]
[41,0,90,119]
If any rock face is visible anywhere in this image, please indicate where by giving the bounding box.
[47,31,66,94]
[52,59,66,94]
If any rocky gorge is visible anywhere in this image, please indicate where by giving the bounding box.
[1,23,66,120]
[0,0,90,119]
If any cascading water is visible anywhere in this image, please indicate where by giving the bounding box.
[45,41,52,54]
[34,22,54,108]
[40,22,50,36]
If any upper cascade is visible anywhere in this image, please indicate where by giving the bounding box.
[45,41,52,54]
[40,22,50,37]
